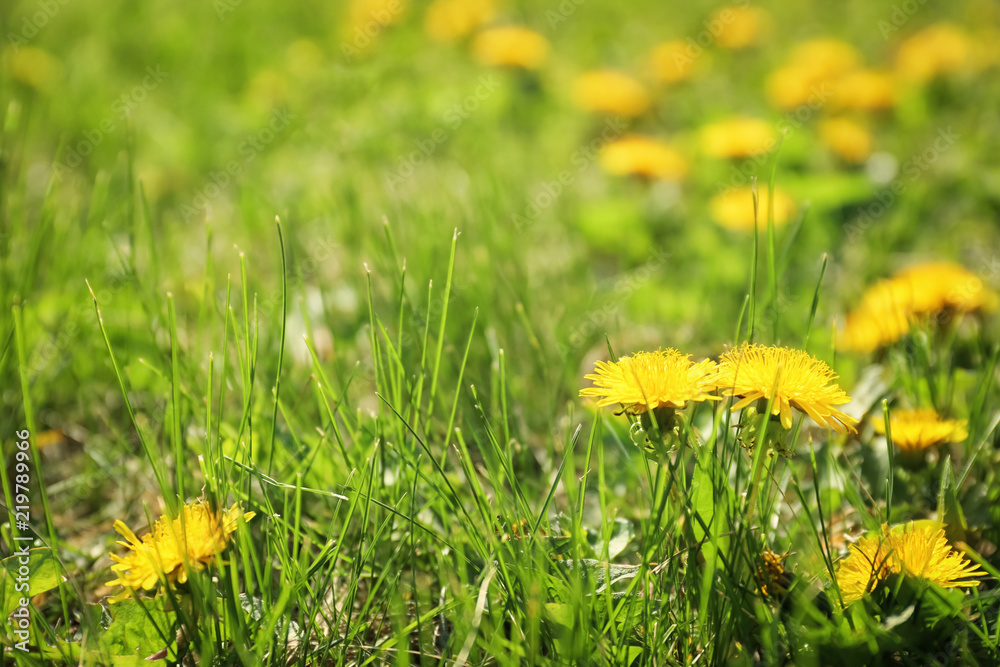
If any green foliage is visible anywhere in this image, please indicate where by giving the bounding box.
[2,0,1000,663]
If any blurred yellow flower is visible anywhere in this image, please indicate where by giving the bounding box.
[895,23,973,83]
[710,343,858,433]
[648,40,703,84]
[600,135,687,180]
[712,6,771,50]
[837,280,912,353]
[700,117,776,158]
[766,39,861,110]
[838,262,997,353]
[894,261,997,315]
[832,69,897,111]
[709,186,796,232]
[346,0,407,33]
[3,46,61,90]
[818,117,873,164]
[572,70,651,117]
[837,523,985,604]
[791,39,862,78]
[106,501,256,602]
[472,25,549,69]
[580,349,719,415]
[424,0,496,42]
[872,408,969,454]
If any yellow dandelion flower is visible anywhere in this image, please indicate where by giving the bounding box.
[766,65,826,110]
[700,117,776,159]
[791,39,862,78]
[836,280,912,352]
[766,39,861,110]
[819,117,873,164]
[872,408,969,454]
[838,262,997,353]
[712,6,771,50]
[837,523,985,604]
[346,0,407,34]
[424,0,496,43]
[471,26,549,69]
[895,23,973,83]
[580,349,719,415]
[599,135,687,181]
[894,262,998,315]
[709,343,858,433]
[647,40,704,84]
[106,501,256,602]
[709,186,796,232]
[572,70,651,117]
[831,69,897,111]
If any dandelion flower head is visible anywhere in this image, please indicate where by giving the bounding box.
[580,349,719,415]
[709,343,858,433]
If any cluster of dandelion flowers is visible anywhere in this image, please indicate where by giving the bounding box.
[471,26,549,70]
[423,0,495,42]
[837,523,985,604]
[599,135,688,182]
[571,70,651,118]
[872,408,968,455]
[106,501,256,602]
[838,262,997,353]
[709,343,858,434]
[579,349,719,415]
[709,186,796,232]
[766,39,860,109]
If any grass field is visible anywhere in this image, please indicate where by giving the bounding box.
[3,0,1000,664]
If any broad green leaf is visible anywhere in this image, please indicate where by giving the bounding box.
[0,547,65,618]
[94,597,176,661]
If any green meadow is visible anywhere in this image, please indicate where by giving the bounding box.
[2,0,1000,664]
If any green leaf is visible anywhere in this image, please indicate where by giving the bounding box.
[586,518,634,560]
[0,547,65,618]
[94,597,176,661]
